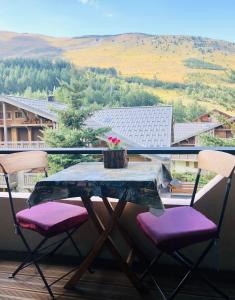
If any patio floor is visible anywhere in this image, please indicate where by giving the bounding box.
[0,259,235,300]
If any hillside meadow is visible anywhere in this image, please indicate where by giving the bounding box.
[0,31,235,114]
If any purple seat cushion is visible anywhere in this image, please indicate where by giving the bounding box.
[16,202,88,237]
[137,206,217,252]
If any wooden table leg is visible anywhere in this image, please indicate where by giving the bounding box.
[64,197,146,293]
[102,197,149,265]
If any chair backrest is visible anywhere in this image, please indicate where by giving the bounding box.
[191,150,235,237]
[198,150,235,178]
[0,151,48,228]
[0,151,48,174]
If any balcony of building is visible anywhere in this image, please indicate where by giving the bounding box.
[0,147,235,300]
[0,141,46,149]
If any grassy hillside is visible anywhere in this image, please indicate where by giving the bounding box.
[0,31,235,113]
[62,34,235,82]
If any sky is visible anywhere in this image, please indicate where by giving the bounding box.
[0,0,234,42]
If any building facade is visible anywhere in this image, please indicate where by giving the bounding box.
[0,95,66,148]
[172,109,235,173]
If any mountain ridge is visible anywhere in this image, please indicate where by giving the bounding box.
[1,30,235,44]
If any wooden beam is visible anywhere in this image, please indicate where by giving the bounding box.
[27,127,32,142]
[2,102,8,146]
[20,109,29,121]
[11,128,17,142]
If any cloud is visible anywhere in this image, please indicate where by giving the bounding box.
[105,13,113,18]
[78,0,96,5]
[77,0,101,10]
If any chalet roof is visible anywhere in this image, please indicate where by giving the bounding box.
[86,106,173,148]
[193,109,232,122]
[173,122,219,144]
[0,95,66,121]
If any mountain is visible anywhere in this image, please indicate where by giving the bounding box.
[0,31,62,58]
[1,31,235,113]
[1,31,235,82]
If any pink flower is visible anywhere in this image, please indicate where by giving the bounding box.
[107,136,122,149]
[114,138,121,145]
[112,138,121,145]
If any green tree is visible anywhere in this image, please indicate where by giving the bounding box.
[172,100,187,122]
[122,90,159,107]
[227,69,235,83]
[43,106,107,172]
[172,100,207,122]
[199,133,235,146]
[186,101,207,121]
[0,58,72,95]
[57,68,161,107]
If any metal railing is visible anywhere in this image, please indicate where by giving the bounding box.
[0,147,234,192]
[0,141,46,149]
[0,172,39,190]
[23,173,39,188]
[0,174,17,188]
[171,154,198,161]
[0,146,235,155]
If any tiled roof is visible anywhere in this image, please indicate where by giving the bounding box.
[86,106,173,147]
[0,95,66,121]
[173,122,219,143]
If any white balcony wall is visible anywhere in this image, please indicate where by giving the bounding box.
[0,175,234,271]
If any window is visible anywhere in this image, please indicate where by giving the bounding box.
[15,111,24,119]
[0,111,12,120]
[194,162,198,168]
[186,161,190,167]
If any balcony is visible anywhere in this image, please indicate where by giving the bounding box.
[171,154,198,161]
[0,141,46,149]
[0,172,38,190]
[0,260,234,299]
[0,147,235,299]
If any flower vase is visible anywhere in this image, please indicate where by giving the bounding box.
[103,149,128,169]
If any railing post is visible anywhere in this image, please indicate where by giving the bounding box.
[17,171,25,192]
